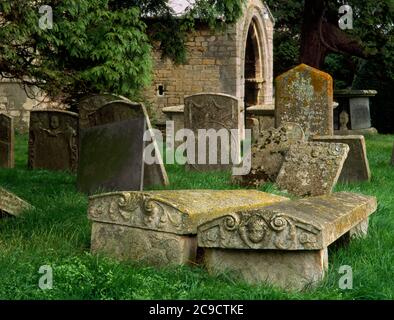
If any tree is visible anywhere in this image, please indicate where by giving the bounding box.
[0,0,246,105]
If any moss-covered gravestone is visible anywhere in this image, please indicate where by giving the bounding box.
[276,141,349,197]
[28,110,79,172]
[0,113,14,168]
[275,64,334,139]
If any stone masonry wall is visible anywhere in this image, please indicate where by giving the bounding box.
[144,0,275,123]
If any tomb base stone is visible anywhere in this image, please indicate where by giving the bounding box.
[203,248,328,291]
[91,223,197,266]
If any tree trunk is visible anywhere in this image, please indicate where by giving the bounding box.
[300,0,368,69]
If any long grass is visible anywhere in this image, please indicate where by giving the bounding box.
[0,133,393,299]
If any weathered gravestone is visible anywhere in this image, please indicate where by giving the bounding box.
[233,123,305,187]
[0,187,33,217]
[77,94,130,129]
[184,93,242,171]
[275,64,334,139]
[391,143,394,166]
[276,141,349,197]
[28,110,79,172]
[198,192,377,291]
[77,117,146,195]
[78,100,169,188]
[313,135,371,183]
[88,190,289,266]
[0,113,14,168]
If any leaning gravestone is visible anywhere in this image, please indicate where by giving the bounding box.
[313,135,371,183]
[184,93,242,171]
[78,117,146,195]
[28,110,79,172]
[276,141,349,197]
[88,190,288,266]
[77,94,130,129]
[233,123,305,187]
[198,192,377,291]
[0,187,33,217]
[0,113,14,168]
[78,100,169,188]
[275,64,334,139]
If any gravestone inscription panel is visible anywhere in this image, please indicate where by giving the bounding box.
[184,93,242,172]
[28,110,79,172]
[0,113,14,168]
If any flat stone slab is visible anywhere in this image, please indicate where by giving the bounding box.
[0,187,33,217]
[276,141,349,197]
[0,113,14,168]
[198,192,377,250]
[88,190,289,266]
[233,123,305,187]
[313,135,371,183]
[275,64,334,139]
[198,192,376,290]
[88,190,289,235]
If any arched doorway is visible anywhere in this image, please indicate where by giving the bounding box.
[244,19,264,108]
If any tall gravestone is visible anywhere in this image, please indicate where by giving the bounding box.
[184,93,242,171]
[28,110,79,172]
[78,100,168,191]
[275,64,334,139]
[0,113,14,168]
[77,117,146,195]
[78,94,130,129]
[391,143,394,166]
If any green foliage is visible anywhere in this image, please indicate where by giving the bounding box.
[0,134,393,299]
[0,0,246,103]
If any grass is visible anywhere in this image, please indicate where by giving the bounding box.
[0,133,393,300]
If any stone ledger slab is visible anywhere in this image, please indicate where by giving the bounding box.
[275,64,334,139]
[0,113,14,168]
[0,187,33,217]
[81,100,169,187]
[88,190,289,266]
[276,141,349,197]
[313,135,371,183]
[28,110,79,172]
[198,192,377,290]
